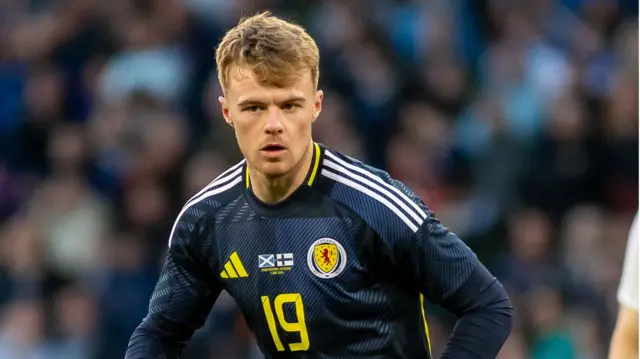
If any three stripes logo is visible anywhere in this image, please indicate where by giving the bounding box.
[320,150,427,233]
[220,252,249,279]
[168,159,245,247]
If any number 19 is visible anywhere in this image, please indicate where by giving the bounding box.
[261,293,310,351]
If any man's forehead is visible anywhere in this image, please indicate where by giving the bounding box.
[226,66,313,102]
[234,88,308,104]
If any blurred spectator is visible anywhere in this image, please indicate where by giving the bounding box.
[0,300,48,359]
[47,284,96,359]
[528,286,577,359]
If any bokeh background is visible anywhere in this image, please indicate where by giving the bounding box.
[0,0,637,358]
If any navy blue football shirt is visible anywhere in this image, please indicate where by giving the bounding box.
[126,143,512,359]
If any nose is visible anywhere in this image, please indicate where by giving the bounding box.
[264,107,284,134]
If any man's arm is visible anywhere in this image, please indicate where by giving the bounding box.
[389,211,513,359]
[608,214,639,359]
[125,212,221,359]
[320,151,512,357]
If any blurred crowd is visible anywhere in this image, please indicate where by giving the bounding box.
[0,0,637,358]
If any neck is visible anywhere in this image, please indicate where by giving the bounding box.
[249,141,314,204]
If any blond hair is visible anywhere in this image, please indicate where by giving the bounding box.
[215,11,320,91]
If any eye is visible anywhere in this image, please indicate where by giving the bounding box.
[243,105,261,113]
[282,103,299,111]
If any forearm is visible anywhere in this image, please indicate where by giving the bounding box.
[609,332,638,359]
[608,305,639,359]
[440,265,513,359]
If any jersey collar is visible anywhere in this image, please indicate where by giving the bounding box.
[243,142,324,217]
[243,142,323,189]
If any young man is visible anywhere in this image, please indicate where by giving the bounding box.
[609,214,638,359]
[125,12,512,359]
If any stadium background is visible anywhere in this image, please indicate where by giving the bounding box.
[0,0,637,358]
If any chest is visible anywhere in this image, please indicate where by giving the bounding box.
[212,216,372,303]
[209,216,408,354]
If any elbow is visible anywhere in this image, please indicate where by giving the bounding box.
[467,280,514,334]
[130,317,162,341]
[139,315,191,344]
[458,277,515,337]
[462,283,515,348]
[440,281,514,358]
[490,279,514,314]
[125,322,156,359]
[442,264,515,339]
[125,316,188,359]
[486,287,514,336]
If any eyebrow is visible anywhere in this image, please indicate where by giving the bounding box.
[236,96,307,107]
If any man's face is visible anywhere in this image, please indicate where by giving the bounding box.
[219,66,323,177]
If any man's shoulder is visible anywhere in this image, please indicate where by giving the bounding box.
[168,160,246,246]
[318,146,428,236]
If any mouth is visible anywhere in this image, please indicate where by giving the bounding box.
[260,144,287,156]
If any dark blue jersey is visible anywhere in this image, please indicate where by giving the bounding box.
[126,143,512,359]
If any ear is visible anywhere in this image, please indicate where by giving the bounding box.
[218,96,233,127]
[312,90,323,123]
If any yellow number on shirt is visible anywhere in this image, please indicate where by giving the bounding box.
[261,293,310,351]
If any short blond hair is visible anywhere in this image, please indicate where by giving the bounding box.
[215,11,320,91]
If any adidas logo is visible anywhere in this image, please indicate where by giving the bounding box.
[221,252,248,279]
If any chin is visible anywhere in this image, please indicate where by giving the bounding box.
[258,161,293,178]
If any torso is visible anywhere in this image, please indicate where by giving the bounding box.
[206,166,431,358]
